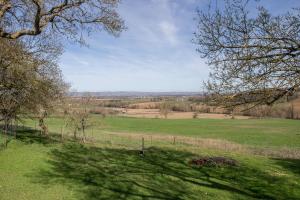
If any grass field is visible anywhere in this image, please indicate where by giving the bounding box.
[102,117,300,148]
[23,116,300,148]
[1,116,300,199]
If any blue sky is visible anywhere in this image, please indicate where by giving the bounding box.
[60,0,299,92]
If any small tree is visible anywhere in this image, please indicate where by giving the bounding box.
[159,101,171,119]
[66,96,92,142]
[193,112,198,119]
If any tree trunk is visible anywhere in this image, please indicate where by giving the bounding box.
[4,125,7,148]
[4,118,9,148]
[14,118,17,139]
[82,124,86,143]
[231,109,235,119]
[290,103,295,119]
[74,129,77,140]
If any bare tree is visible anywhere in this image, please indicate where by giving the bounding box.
[0,0,125,40]
[66,96,92,142]
[159,101,171,119]
[194,0,300,108]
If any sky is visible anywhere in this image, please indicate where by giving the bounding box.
[60,0,299,92]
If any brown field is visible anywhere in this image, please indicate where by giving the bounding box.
[128,102,160,109]
[79,94,300,119]
[292,97,300,111]
[116,108,251,119]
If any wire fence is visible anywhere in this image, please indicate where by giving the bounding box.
[0,120,233,153]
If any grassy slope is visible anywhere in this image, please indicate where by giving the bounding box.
[2,116,297,199]
[0,132,300,200]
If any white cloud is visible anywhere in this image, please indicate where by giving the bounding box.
[61,0,210,92]
[159,21,179,45]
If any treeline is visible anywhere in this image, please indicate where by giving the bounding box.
[80,96,300,120]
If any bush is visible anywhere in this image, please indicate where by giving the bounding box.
[193,112,198,119]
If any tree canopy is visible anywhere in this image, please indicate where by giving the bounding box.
[194,0,300,108]
[0,38,67,124]
[0,0,125,40]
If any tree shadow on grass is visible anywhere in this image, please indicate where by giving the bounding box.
[15,128,62,145]
[272,158,300,176]
[30,143,300,200]
[1,125,59,147]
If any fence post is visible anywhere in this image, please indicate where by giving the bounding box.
[110,134,113,146]
[140,137,145,156]
[4,122,7,148]
[10,121,13,136]
[173,136,176,145]
[61,126,63,141]
[91,128,94,142]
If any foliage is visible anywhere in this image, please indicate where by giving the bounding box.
[0,39,66,129]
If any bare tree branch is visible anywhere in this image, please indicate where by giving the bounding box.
[194,0,300,108]
[0,0,125,40]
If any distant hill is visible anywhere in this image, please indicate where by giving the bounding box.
[68,91,202,98]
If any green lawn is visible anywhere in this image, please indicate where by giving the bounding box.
[1,116,299,199]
